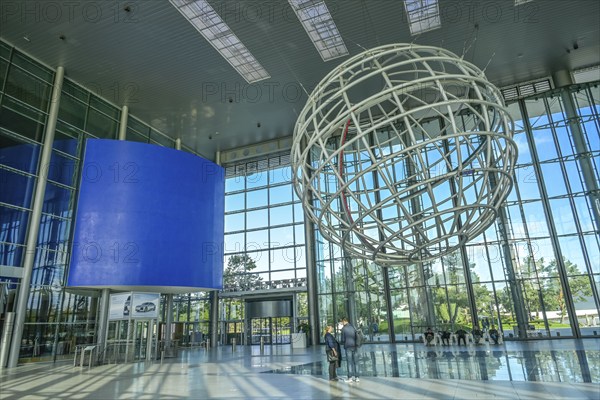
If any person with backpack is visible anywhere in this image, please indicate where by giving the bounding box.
[341,317,360,382]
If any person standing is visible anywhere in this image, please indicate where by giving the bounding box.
[341,317,360,382]
[488,326,500,345]
[440,330,451,346]
[324,325,341,381]
[371,320,379,338]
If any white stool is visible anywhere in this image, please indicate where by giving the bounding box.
[449,333,458,345]
[466,333,473,345]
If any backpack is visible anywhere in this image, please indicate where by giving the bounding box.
[356,328,365,347]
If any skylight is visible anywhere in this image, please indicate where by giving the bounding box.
[404,0,441,35]
[169,0,270,83]
[288,0,348,61]
[515,0,534,5]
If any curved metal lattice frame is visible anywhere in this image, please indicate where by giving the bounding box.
[291,44,518,265]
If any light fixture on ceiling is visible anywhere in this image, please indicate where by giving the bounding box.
[404,0,441,35]
[169,0,270,84]
[288,0,348,61]
[515,0,535,5]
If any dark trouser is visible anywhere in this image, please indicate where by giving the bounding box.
[345,348,359,378]
[329,361,337,379]
[458,335,466,345]
[490,334,499,344]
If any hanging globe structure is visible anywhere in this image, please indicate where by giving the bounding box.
[291,44,517,265]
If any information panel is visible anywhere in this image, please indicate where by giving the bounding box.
[109,292,160,320]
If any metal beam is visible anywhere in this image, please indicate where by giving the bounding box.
[8,66,64,368]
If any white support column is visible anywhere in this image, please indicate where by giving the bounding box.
[146,319,154,360]
[118,105,128,141]
[96,288,110,361]
[8,67,64,368]
[166,294,173,343]
[165,136,181,347]
[209,150,221,348]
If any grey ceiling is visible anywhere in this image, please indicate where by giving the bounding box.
[1,0,599,160]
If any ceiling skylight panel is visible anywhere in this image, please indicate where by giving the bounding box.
[404,0,441,35]
[288,0,348,61]
[169,0,270,83]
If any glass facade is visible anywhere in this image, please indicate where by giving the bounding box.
[0,38,599,364]
[314,83,600,342]
[223,154,306,288]
[0,41,178,361]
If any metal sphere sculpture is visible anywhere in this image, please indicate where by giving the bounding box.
[291,44,517,265]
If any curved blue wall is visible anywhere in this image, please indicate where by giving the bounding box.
[67,139,224,292]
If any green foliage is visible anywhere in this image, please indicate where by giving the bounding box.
[224,254,262,291]
[497,256,593,325]
[298,322,311,335]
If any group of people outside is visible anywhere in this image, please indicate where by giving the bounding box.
[423,325,502,346]
[324,317,360,382]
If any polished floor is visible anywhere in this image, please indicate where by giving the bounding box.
[1,339,599,399]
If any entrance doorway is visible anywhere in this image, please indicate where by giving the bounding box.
[245,298,293,345]
[106,319,156,362]
[249,317,291,344]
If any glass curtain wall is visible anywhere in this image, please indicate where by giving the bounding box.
[224,154,306,288]
[0,40,179,362]
[315,81,600,343]
[221,154,308,342]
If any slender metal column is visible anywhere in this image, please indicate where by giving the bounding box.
[209,150,221,348]
[0,312,15,368]
[8,67,64,368]
[96,288,110,360]
[495,200,529,338]
[380,268,395,342]
[301,138,320,347]
[405,132,436,328]
[519,98,580,338]
[165,294,173,341]
[118,105,128,141]
[368,132,395,342]
[92,105,128,357]
[163,139,180,347]
[145,319,154,360]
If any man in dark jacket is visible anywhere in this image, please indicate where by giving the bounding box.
[341,317,360,382]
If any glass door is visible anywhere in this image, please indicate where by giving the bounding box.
[250,318,271,344]
[271,317,291,344]
[250,317,292,344]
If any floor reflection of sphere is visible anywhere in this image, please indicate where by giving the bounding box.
[291,44,517,264]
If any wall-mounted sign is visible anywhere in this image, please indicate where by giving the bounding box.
[109,292,160,320]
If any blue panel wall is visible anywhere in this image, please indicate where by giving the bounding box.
[67,139,224,291]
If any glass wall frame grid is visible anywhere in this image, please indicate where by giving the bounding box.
[0,39,187,362]
[223,153,307,289]
[313,80,600,344]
